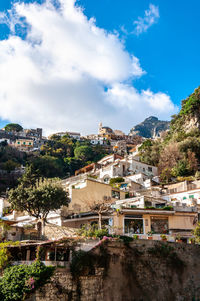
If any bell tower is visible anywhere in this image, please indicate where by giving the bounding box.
[98,122,102,135]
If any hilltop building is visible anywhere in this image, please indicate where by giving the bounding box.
[0,127,46,151]
[49,131,81,140]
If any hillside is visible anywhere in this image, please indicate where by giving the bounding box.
[129,116,170,138]
[0,135,107,193]
[170,86,200,133]
[138,86,200,182]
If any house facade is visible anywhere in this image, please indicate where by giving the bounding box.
[112,208,197,242]
[67,178,126,214]
[14,138,34,151]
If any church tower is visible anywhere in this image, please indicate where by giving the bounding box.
[98,122,102,135]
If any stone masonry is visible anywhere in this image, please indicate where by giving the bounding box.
[27,240,200,301]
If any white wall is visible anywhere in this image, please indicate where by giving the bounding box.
[162,189,200,206]
[129,159,158,177]
[125,173,148,185]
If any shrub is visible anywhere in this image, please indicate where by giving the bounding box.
[0,247,11,270]
[77,224,109,239]
[109,177,124,185]
[163,206,173,211]
[145,206,155,210]
[94,228,109,239]
[119,235,133,245]
[0,261,55,301]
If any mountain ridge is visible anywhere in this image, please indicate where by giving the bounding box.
[129,116,170,138]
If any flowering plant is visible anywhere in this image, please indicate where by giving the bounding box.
[25,277,35,290]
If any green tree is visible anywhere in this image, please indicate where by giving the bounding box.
[3,160,20,173]
[8,178,69,220]
[19,164,39,187]
[64,157,82,175]
[29,155,64,178]
[171,160,189,177]
[138,139,161,166]
[74,145,94,162]
[4,123,23,132]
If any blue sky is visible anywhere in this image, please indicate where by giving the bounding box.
[0,0,199,134]
[77,0,200,101]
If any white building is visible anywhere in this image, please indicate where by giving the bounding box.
[128,157,158,177]
[95,154,158,183]
[162,187,200,207]
[97,158,129,183]
[50,131,81,140]
[90,137,107,145]
[113,195,166,210]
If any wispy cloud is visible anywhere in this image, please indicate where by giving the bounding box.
[134,4,159,35]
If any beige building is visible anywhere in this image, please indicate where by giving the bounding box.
[67,178,126,214]
[112,208,197,242]
[14,138,34,151]
[113,129,125,136]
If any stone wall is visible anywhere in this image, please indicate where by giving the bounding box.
[28,240,200,301]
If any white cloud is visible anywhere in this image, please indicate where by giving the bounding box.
[0,0,175,135]
[134,4,159,35]
[106,84,177,125]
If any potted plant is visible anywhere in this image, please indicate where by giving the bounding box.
[160,234,167,241]
[147,231,153,240]
[175,234,182,243]
[133,234,139,240]
[189,237,195,244]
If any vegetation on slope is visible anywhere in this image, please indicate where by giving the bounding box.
[29,135,107,178]
[138,86,200,182]
[0,134,108,192]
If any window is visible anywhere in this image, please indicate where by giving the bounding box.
[111,190,120,199]
[104,177,110,183]
[23,142,26,145]
[148,167,152,172]
[17,142,20,144]
[124,218,144,234]
[29,142,32,145]
[150,217,168,234]
[144,201,152,207]
[155,204,165,209]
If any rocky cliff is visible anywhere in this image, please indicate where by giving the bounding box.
[129,116,170,138]
[170,86,200,134]
[28,240,200,301]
